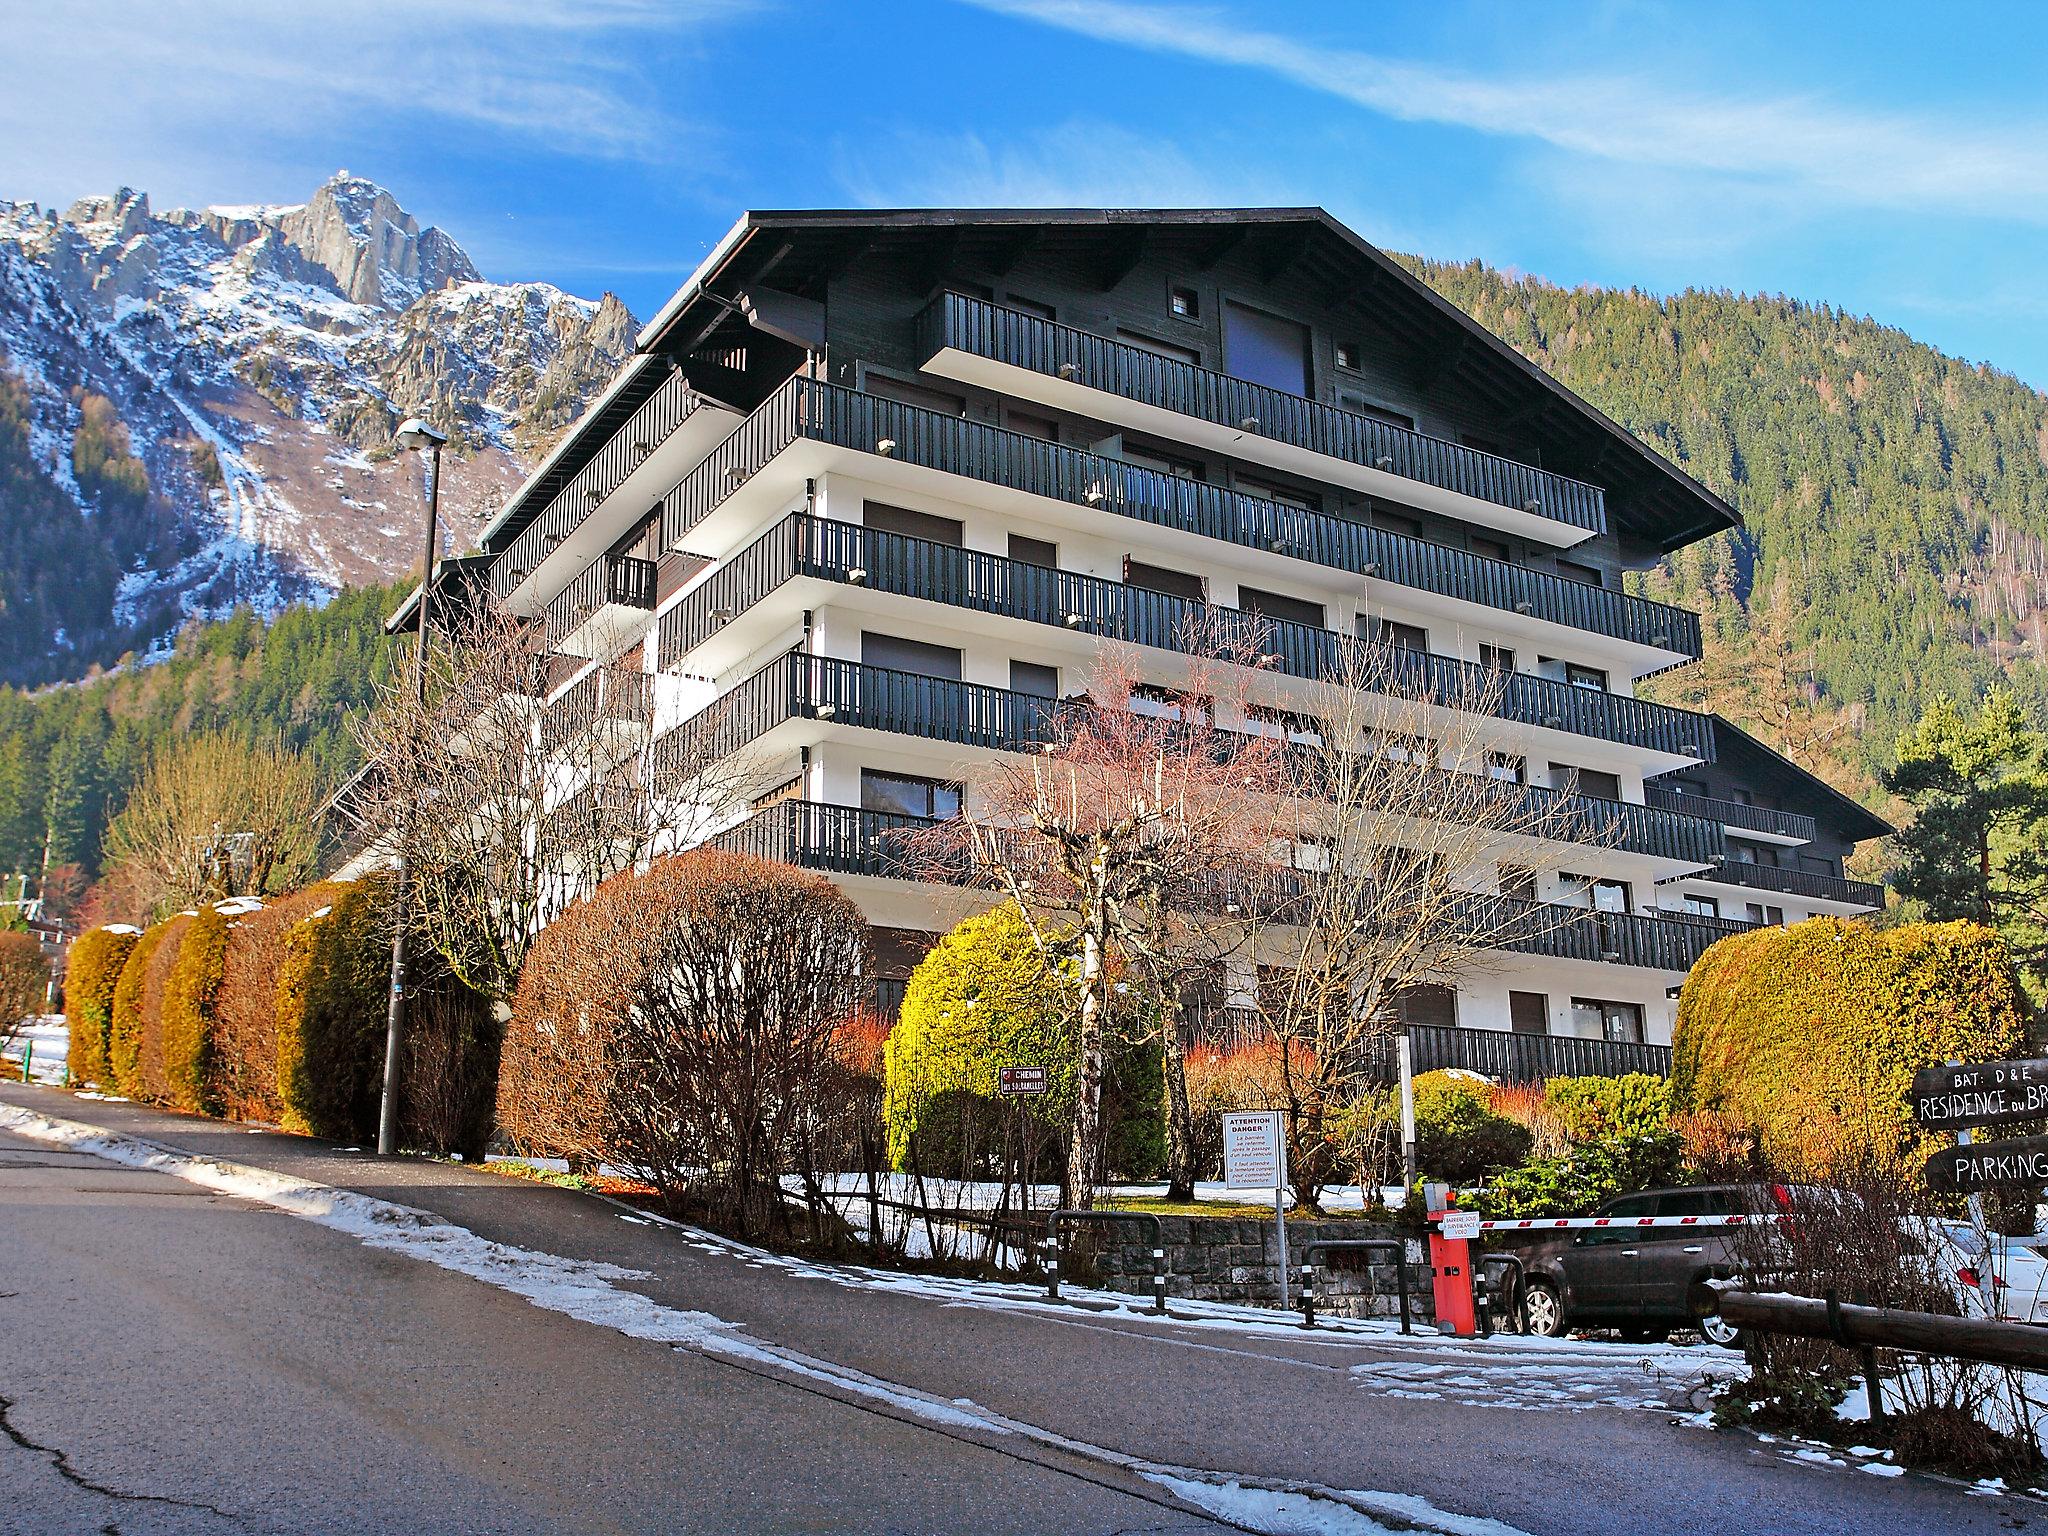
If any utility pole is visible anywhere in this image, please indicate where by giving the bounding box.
[378,418,448,1157]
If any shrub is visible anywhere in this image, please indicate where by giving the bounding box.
[212,884,349,1122]
[1185,1040,1302,1179]
[1673,919,2028,1174]
[883,904,1075,1173]
[161,906,230,1113]
[0,929,46,1039]
[1472,1131,1685,1220]
[1889,1405,2042,1485]
[109,914,190,1101]
[133,912,193,1103]
[1413,1070,1532,1185]
[1543,1073,1672,1144]
[65,924,139,1086]
[276,883,389,1141]
[399,964,500,1161]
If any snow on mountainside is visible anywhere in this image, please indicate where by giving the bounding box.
[0,171,633,685]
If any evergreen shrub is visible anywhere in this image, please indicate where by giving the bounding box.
[1673,918,2028,1172]
[1542,1073,1672,1144]
[1412,1070,1532,1184]
[161,907,230,1113]
[275,883,389,1141]
[212,884,348,1122]
[133,913,193,1103]
[64,924,138,1086]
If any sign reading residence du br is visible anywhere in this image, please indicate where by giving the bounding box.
[1222,1112,1283,1191]
[1911,1058,2048,1133]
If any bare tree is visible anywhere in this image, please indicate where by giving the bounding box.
[1232,638,1607,1212]
[348,601,769,1007]
[0,930,46,1057]
[100,732,321,919]
[919,623,1291,1209]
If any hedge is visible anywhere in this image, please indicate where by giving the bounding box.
[276,882,390,1141]
[64,925,138,1086]
[1413,1070,1532,1184]
[1673,918,2029,1173]
[213,885,349,1122]
[109,917,182,1099]
[132,912,194,1104]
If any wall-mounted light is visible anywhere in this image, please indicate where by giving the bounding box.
[814,704,838,719]
[1650,632,1670,647]
[1084,483,1107,504]
[1056,361,1080,380]
[1513,600,1534,614]
[846,567,868,585]
[1237,415,1260,433]
[725,466,748,486]
[876,438,897,457]
[708,607,736,623]
[1523,498,1542,514]
[1374,454,1394,471]
[1362,562,1380,576]
[1064,612,1088,628]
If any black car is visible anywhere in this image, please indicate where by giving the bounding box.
[1507,1185,1763,1347]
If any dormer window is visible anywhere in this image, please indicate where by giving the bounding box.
[1170,285,1199,319]
[1336,341,1361,370]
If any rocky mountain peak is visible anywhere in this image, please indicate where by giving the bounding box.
[277,170,481,310]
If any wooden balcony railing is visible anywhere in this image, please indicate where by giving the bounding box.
[542,552,658,653]
[1643,787,1817,844]
[1701,858,1883,909]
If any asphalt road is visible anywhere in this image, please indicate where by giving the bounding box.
[0,1081,2028,1536]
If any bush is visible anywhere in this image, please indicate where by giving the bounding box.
[1184,1040,1301,1179]
[133,912,193,1103]
[0,928,47,1031]
[276,883,389,1141]
[1413,1070,1532,1185]
[109,915,188,1100]
[399,964,500,1161]
[1674,919,2028,1174]
[160,906,230,1113]
[212,884,348,1122]
[1889,1405,2042,1485]
[64,924,138,1086]
[1473,1131,1686,1220]
[1543,1073,1672,1144]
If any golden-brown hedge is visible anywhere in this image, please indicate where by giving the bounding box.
[212,884,351,1123]
[109,918,180,1099]
[161,907,230,1114]
[67,926,139,1086]
[275,883,389,1141]
[1672,918,2029,1173]
[131,913,193,1104]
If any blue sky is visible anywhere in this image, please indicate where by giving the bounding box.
[8,1,2048,386]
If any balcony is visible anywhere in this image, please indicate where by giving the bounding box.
[1644,787,1816,844]
[1191,1008,1674,1082]
[919,291,1606,547]
[651,653,1722,866]
[492,369,720,609]
[705,797,1745,975]
[547,666,654,761]
[545,552,657,661]
[659,512,1714,764]
[1698,858,1883,909]
[659,378,1703,664]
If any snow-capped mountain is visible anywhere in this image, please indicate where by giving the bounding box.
[0,171,633,684]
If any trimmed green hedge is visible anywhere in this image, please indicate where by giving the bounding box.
[1413,1070,1532,1184]
[1673,918,2028,1172]
[109,917,179,1099]
[1544,1073,1671,1143]
[65,925,138,1086]
[161,908,229,1113]
[276,883,389,1141]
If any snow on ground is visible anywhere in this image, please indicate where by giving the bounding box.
[3,1017,66,1084]
[0,1100,1543,1536]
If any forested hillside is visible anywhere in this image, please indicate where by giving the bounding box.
[1408,258,2048,803]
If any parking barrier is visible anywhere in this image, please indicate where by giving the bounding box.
[1295,1239,1413,1333]
[1043,1210,1167,1314]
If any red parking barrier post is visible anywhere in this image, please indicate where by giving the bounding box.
[1425,1189,1480,1337]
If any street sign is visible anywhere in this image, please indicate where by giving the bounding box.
[997,1066,1048,1096]
[1925,1134,2048,1195]
[1440,1210,1481,1241]
[1911,1059,2048,1132]
[1222,1111,1282,1190]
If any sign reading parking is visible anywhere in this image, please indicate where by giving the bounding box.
[1222,1112,1283,1190]
[997,1066,1048,1096]
[1925,1134,2048,1195]
[1912,1058,2048,1132]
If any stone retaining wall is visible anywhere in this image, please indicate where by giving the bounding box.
[1085,1216,1432,1324]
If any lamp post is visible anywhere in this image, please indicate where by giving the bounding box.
[378,416,448,1157]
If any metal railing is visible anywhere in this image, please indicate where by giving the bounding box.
[1297,1239,1414,1332]
[1643,787,1817,844]
[1043,1210,1168,1313]
[657,511,1713,761]
[493,368,700,602]
[657,377,1702,659]
[543,551,658,653]
[919,291,1607,537]
[1701,858,1883,908]
[1402,1022,1673,1082]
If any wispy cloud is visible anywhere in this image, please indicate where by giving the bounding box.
[0,0,753,209]
[965,0,2048,222]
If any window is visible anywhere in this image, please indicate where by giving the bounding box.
[1558,765,1622,800]
[860,632,961,680]
[863,374,967,416]
[1006,409,1059,442]
[1727,841,1758,864]
[1571,998,1645,1044]
[1244,705,1325,745]
[861,770,963,821]
[1123,441,1206,479]
[1590,878,1632,914]
[1130,683,1210,723]
[1478,643,1518,672]
[1010,660,1060,699]
[1005,294,1057,321]
[1682,893,1722,919]
[1008,533,1059,569]
[1663,778,1708,798]
[1373,618,1429,652]
[1498,865,1537,900]
[1800,854,1839,876]
[1335,341,1361,371]
[1564,662,1609,692]
[1470,536,1511,563]
[1729,787,1755,806]
[1236,474,1322,512]
[609,509,661,563]
[864,501,963,546]
[1485,753,1525,784]
[1118,329,1201,365]
[1223,300,1310,395]
[1509,991,1549,1036]
[1345,396,1416,431]
[1169,285,1199,319]
[1365,730,1436,767]
[1745,902,1787,926]
[1557,558,1605,588]
[1273,835,1334,873]
[1392,983,1458,1029]
[1237,585,1325,629]
[1372,509,1423,538]
[1124,557,1206,603]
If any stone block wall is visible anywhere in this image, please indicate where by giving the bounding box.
[1082,1216,1432,1324]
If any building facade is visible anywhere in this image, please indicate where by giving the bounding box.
[456,209,1887,1075]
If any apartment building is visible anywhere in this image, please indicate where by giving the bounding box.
[453,208,1887,1077]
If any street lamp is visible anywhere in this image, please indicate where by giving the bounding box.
[378,416,448,1156]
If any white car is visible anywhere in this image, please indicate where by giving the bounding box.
[1918,1219,2048,1324]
